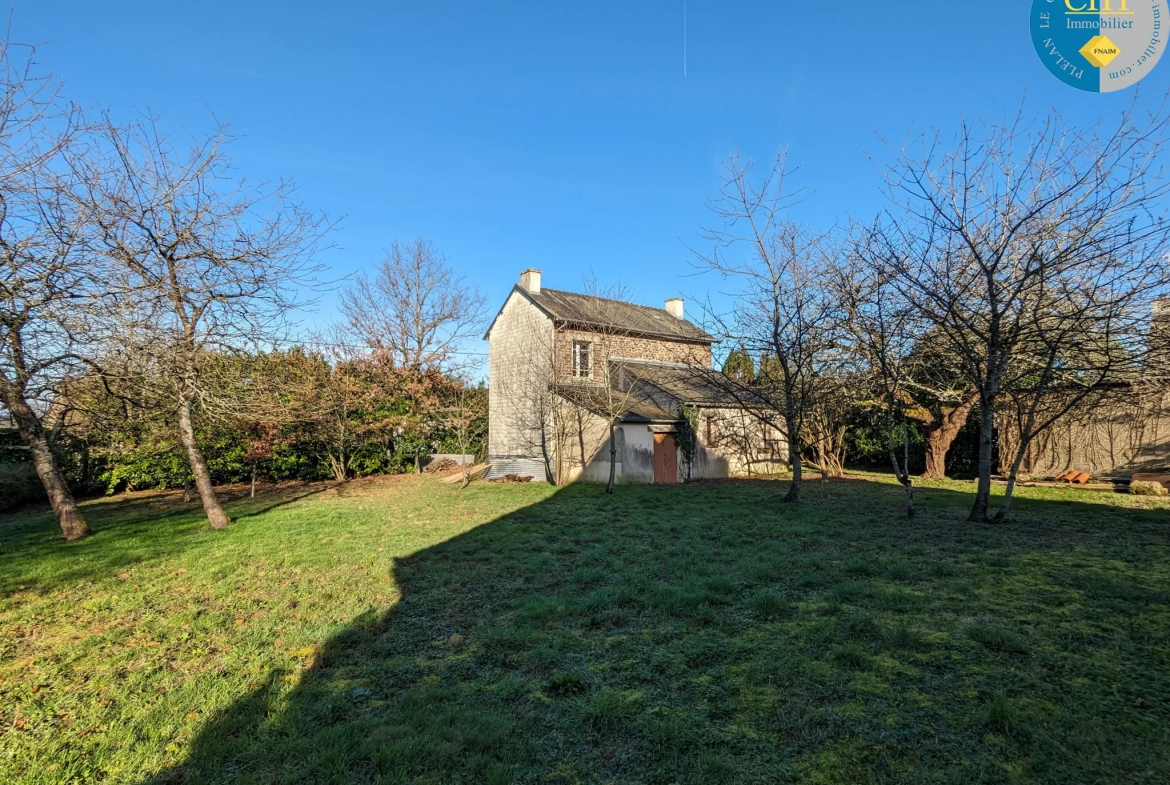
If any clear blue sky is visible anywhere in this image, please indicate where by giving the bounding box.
[15,1,1170,363]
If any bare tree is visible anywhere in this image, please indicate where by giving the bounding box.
[486,286,567,485]
[803,373,850,479]
[494,321,594,488]
[442,381,487,489]
[0,36,93,540]
[573,278,646,494]
[840,222,977,482]
[832,241,917,517]
[878,103,1170,522]
[79,115,329,529]
[339,240,485,475]
[340,239,485,374]
[532,342,583,488]
[697,151,840,502]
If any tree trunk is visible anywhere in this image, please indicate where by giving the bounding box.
[886,411,915,520]
[903,424,914,518]
[922,427,949,480]
[80,442,91,490]
[968,400,996,523]
[991,438,1030,524]
[921,397,976,479]
[576,410,588,473]
[991,392,1044,524]
[4,390,90,541]
[784,414,801,503]
[992,474,1019,524]
[328,445,347,482]
[606,419,617,494]
[251,465,257,498]
[548,409,563,487]
[539,408,556,486]
[177,396,231,530]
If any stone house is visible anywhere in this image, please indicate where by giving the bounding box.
[484,269,781,484]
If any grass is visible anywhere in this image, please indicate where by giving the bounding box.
[1,473,1169,784]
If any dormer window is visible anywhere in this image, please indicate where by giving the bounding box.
[572,341,593,379]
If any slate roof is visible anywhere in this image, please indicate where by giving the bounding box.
[552,359,765,424]
[485,285,716,343]
[553,383,681,423]
[618,358,768,409]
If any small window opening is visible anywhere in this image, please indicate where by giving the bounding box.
[573,341,593,379]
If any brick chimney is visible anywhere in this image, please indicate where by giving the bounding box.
[519,269,542,294]
[665,297,684,320]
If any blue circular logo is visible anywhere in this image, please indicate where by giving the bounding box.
[1031,0,1166,91]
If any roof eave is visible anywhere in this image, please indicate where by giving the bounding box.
[621,413,682,424]
[556,320,717,345]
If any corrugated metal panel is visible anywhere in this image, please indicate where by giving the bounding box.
[484,457,548,482]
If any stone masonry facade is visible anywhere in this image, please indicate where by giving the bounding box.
[554,327,712,383]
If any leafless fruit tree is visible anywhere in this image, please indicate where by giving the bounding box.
[876,104,1170,522]
[0,37,93,540]
[832,236,918,517]
[79,116,329,529]
[697,151,840,502]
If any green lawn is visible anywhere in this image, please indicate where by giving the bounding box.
[2,474,1169,785]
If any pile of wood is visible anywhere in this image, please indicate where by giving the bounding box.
[489,473,534,484]
[425,458,458,474]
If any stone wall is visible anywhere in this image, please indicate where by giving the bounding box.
[564,420,661,484]
[699,407,789,477]
[487,291,555,475]
[998,389,1170,477]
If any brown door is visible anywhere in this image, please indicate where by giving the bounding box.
[653,433,678,484]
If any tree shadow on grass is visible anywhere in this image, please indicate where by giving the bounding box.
[0,481,336,595]
[120,478,1170,784]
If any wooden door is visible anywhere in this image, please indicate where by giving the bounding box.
[653,433,678,484]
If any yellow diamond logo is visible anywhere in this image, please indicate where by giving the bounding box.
[1080,35,1121,68]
